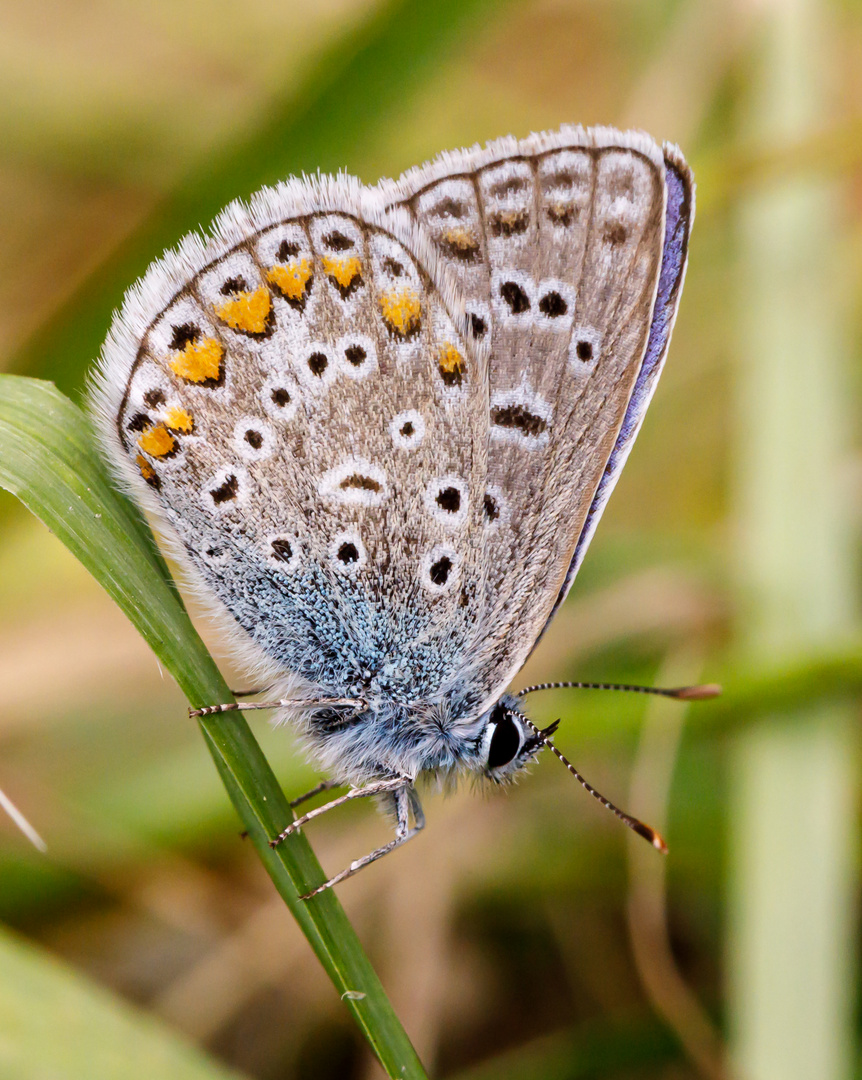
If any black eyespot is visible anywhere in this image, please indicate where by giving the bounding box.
[337,542,359,564]
[483,493,499,522]
[436,487,461,513]
[220,275,248,295]
[127,412,150,432]
[143,389,165,408]
[308,352,328,376]
[430,556,452,585]
[339,474,381,492]
[244,429,263,449]
[576,339,593,362]
[470,313,488,338]
[271,538,293,562]
[491,403,548,437]
[169,323,200,350]
[277,239,300,260]
[271,387,291,406]
[400,421,414,437]
[432,196,466,218]
[500,280,530,314]
[324,231,354,251]
[211,474,238,505]
[539,291,567,317]
[344,344,366,366]
[487,709,521,769]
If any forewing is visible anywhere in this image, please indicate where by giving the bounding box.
[383,126,692,706]
[94,178,489,704]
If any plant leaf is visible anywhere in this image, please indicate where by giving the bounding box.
[0,926,249,1080]
[0,374,427,1080]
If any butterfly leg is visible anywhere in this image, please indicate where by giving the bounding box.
[300,785,425,900]
[271,775,408,845]
[288,778,343,809]
[191,696,364,718]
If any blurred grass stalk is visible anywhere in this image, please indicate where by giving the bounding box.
[730,1,857,1077]
[10,0,504,400]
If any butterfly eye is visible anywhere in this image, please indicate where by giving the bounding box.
[486,710,523,769]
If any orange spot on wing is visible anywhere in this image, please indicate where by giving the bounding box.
[322,255,362,290]
[266,258,312,301]
[164,406,194,433]
[437,342,466,386]
[135,454,156,481]
[438,343,465,373]
[169,337,223,384]
[138,423,176,458]
[442,225,477,250]
[379,289,421,336]
[214,286,271,334]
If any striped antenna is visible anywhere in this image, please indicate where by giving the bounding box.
[512,709,668,853]
[516,680,721,701]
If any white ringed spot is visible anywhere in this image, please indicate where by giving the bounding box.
[424,475,469,529]
[232,416,276,462]
[389,409,425,450]
[420,544,460,595]
[489,383,552,448]
[535,278,575,331]
[318,458,389,508]
[267,533,301,572]
[482,484,510,529]
[261,374,299,420]
[491,268,534,323]
[569,325,602,371]
[200,466,249,514]
[329,529,367,575]
[336,333,378,380]
[295,340,337,392]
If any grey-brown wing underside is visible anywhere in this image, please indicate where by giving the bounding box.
[382,126,686,707]
[101,184,490,704]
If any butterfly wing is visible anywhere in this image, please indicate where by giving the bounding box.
[93,177,491,707]
[381,127,694,707]
[93,124,693,757]
[536,145,694,644]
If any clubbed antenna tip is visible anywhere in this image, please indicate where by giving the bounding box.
[670,683,722,701]
[632,819,669,853]
[515,710,669,855]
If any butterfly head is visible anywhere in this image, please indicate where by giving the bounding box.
[477,696,548,782]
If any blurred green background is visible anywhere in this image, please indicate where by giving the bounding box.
[1,0,861,1077]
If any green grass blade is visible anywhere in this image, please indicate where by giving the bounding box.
[0,927,249,1080]
[11,0,503,397]
[0,374,427,1080]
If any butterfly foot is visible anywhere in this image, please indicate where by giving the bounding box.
[269,775,409,850]
[297,785,425,899]
[271,819,303,846]
[189,702,241,718]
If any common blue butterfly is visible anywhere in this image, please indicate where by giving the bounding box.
[92,125,698,897]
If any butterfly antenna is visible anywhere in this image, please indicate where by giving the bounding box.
[513,709,668,853]
[516,680,721,701]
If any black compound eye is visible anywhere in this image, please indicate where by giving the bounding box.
[487,711,521,769]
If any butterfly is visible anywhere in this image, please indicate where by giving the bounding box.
[92,124,697,897]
